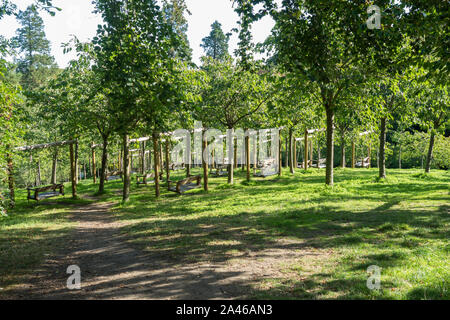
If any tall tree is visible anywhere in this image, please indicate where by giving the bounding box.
[234,0,405,185]
[12,5,58,90]
[200,21,230,61]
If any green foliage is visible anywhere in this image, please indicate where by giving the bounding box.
[200,21,230,61]
[11,5,58,90]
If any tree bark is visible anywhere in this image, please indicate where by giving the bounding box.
[398,144,402,169]
[152,132,161,197]
[74,140,79,185]
[425,131,435,173]
[246,134,251,182]
[352,141,356,169]
[165,140,170,185]
[289,128,294,174]
[304,128,309,170]
[325,107,335,185]
[51,149,58,184]
[278,129,282,176]
[378,117,387,179]
[228,129,234,184]
[122,133,131,202]
[36,159,41,186]
[6,151,15,208]
[341,133,346,168]
[202,133,209,191]
[98,136,108,194]
[92,146,97,184]
[69,142,77,198]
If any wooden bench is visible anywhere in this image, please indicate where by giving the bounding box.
[312,158,327,168]
[170,163,185,171]
[27,184,64,202]
[298,160,313,169]
[136,172,163,186]
[356,157,370,168]
[254,159,278,178]
[168,175,202,194]
[106,170,123,181]
[211,164,228,177]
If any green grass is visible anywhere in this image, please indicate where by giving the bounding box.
[0,184,91,294]
[1,168,449,299]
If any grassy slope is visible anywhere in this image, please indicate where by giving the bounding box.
[1,168,448,299]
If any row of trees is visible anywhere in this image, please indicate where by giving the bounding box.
[0,0,448,211]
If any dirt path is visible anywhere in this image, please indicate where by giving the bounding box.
[7,197,319,300]
[6,198,252,300]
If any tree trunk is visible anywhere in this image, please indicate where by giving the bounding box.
[425,131,435,173]
[398,144,402,169]
[325,107,335,186]
[285,138,289,168]
[304,128,309,170]
[152,132,161,198]
[6,151,15,208]
[341,133,346,168]
[165,140,170,185]
[202,133,209,191]
[378,117,387,179]
[246,134,251,182]
[98,136,108,194]
[289,128,294,174]
[74,140,79,185]
[51,149,58,184]
[92,146,97,184]
[122,134,131,202]
[69,142,77,198]
[352,141,356,169]
[36,159,41,186]
[293,137,297,169]
[228,129,234,184]
[278,129,282,176]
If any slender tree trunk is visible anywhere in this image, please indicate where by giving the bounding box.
[98,137,108,194]
[278,129,282,176]
[284,138,289,168]
[51,149,58,184]
[317,140,321,169]
[74,140,79,185]
[341,133,346,168]
[352,141,356,169]
[69,143,77,198]
[425,131,435,173]
[36,159,42,186]
[228,129,234,184]
[92,146,97,184]
[6,150,15,208]
[304,128,309,170]
[246,134,251,182]
[83,163,86,181]
[398,145,402,169]
[234,140,238,169]
[378,117,387,179]
[202,133,209,191]
[368,145,371,169]
[293,137,297,169]
[122,134,131,202]
[165,140,170,185]
[325,107,335,185]
[289,128,294,174]
[153,132,161,198]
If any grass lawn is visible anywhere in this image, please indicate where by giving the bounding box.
[1,168,449,299]
[0,190,90,293]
